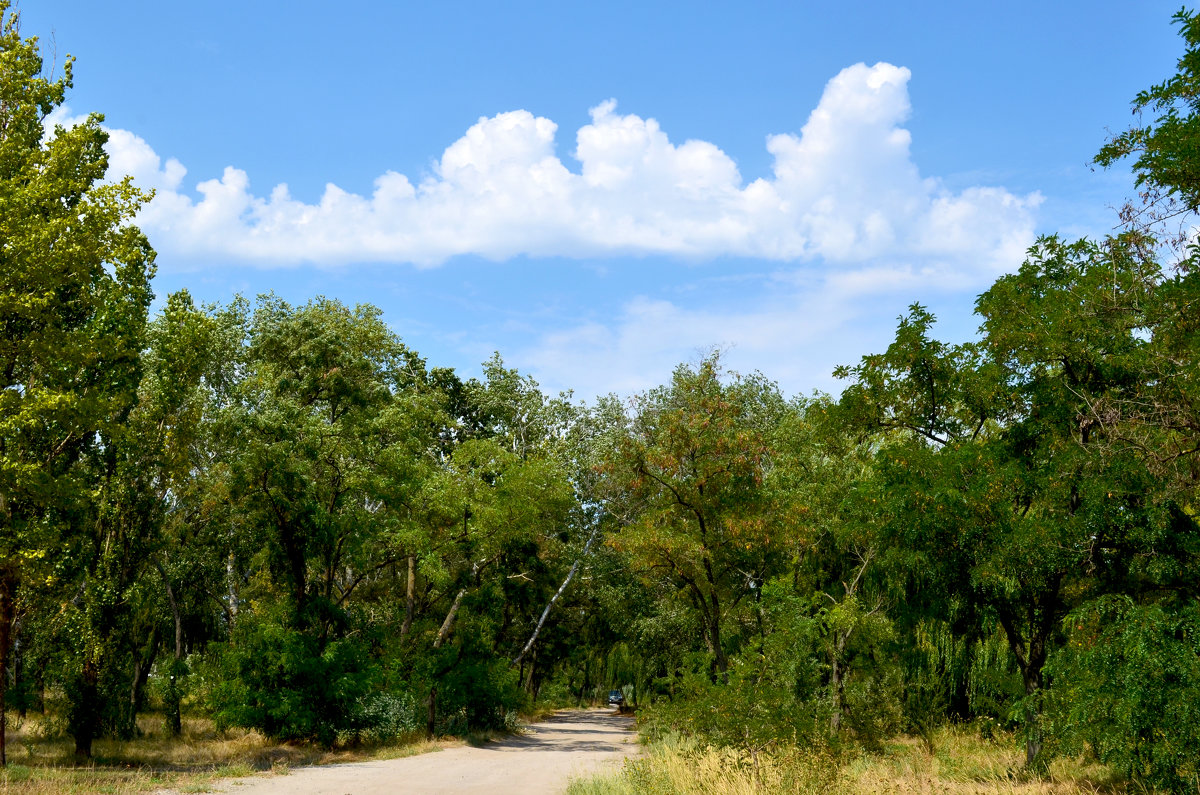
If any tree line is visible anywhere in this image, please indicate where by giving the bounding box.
[2,3,1200,792]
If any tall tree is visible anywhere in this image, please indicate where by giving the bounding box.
[604,355,786,675]
[836,233,1195,766]
[0,2,154,765]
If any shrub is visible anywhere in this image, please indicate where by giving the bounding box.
[205,612,377,744]
[1044,596,1200,793]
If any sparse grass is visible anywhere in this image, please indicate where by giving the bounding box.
[845,727,1128,794]
[0,712,452,794]
[568,726,1133,795]
[520,702,571,723]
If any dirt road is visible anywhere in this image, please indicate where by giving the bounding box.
[207,708,636,795]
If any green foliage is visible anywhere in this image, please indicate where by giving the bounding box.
[351,691,422,741]
[206,610,377,744]
[1044,596,1200,792]
[422,653,526,735]
[604,354,788,675]
[641,651,825,753]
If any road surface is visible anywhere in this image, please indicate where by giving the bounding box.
[207,708,637,795]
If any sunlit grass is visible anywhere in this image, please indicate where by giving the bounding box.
[0,711,450,794]
[568,727,1132,795]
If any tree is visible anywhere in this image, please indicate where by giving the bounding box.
[603,355,786,676]
[0,2,154,764]
[836,233,1197,767]
[208,296,437,741]
[408,357,578,734]
[772,399,898,738]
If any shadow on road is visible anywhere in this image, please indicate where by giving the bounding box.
[481,709,636,755]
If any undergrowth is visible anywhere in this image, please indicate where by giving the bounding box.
[568,726,1134,795]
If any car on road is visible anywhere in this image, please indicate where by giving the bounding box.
[607,689,624,707]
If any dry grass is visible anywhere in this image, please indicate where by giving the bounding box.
[0,712,451,794]
[568,727,1133,795]
[844,728,1128,794]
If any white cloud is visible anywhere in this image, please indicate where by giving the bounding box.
[85,61,1038,281]
[514,278,869,399]
[513,268,989,400]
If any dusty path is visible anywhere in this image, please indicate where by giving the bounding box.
[207,708,637,795]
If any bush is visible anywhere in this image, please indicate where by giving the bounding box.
[205,612,377,744]
[349,690,421,741]
[1044,596,1200,793]
[430,655,527,734]
[639,653,827,754]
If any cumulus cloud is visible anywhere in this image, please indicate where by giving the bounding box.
[85,62,1039,281]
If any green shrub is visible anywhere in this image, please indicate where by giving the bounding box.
[639,653,827,753]
[1044,596,1200,793]
[350,690,422,741]
[430,655,526,734]
[206,612,377,744]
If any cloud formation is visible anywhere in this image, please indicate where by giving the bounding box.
[84,62,1039,277]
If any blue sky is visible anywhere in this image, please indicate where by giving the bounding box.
[23,1,1186,398]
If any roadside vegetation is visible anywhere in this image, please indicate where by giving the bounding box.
[0,710,448,794]
[568,729,1128,795]
[2,2,1200,794]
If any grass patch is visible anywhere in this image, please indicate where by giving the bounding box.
[0,712,451,794]
[568,727,1132,795]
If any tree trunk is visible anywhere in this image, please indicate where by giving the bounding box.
[436,588,465,648]
[701,557,728,677]
[996,604,1050,769]
[72,661,100,760]
[1022,667,1044,767]
[399,555,415,643]
[426,683,438,738]
[0,568,16,767]
[127,626,159,739]
[226,552,239,626]
[522,645,538,697]
[160,563,184,736]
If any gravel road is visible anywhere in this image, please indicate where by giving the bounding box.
[205,708,637,795]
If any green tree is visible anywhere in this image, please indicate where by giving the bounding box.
[837,234,1197,768]
[209,296,437,741]
[407,357,577,734]
[0,2,154,764]
[604,355,786,676]
[772,399,899,740]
